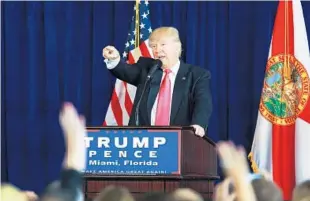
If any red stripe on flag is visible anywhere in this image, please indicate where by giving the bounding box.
[299,99,310,123]
[139,42,152,57]
[123,51,136,115]
[271,1,295,200]
[124,83,133,116]
[127,52,135,64]
[103,0,153,126]
[271,2,294,55]
[119,51,137,116]
[110,89,123,126]
[272,125,295,199]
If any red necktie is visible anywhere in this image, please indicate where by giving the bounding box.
[155,69,172,125]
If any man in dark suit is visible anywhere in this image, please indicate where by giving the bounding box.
[102,27,212,137]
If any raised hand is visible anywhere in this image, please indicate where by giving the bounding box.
[102,46,120,60]
[213,178,236,201]
[217,141,250,177]
[59,102,87,171]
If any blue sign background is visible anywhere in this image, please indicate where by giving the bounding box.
[83,129,180,175]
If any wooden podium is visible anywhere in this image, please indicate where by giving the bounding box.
[84,126,219,200]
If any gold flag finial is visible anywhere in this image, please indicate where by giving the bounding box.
[135,0,140,48]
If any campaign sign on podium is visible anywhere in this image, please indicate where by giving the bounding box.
[83,129,181,175]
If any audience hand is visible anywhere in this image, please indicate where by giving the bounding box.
[217,141,250,177]
[214,177,236,201]
[59,102,87,171]
[216,141,256,201]
[23,191,38,201]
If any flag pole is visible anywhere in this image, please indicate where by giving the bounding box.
[135,0,140,48]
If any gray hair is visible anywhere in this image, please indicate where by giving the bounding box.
[149,26,182,57]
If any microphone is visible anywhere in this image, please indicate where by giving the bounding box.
[147,59,162,79]
[135,59,162,126]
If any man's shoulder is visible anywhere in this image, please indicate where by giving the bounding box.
[136,57,155,66]
[183,62,211,79]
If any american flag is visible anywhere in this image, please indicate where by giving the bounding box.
[103,0,153,126]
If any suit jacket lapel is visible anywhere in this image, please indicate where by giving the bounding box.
[147,69,163,123]
[170,61,189,124]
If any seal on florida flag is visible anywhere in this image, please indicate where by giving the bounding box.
[259,54,310,126]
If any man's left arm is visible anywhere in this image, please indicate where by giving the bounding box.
[191,70,212,136]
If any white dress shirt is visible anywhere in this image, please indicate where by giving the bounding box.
[104,58,180,125]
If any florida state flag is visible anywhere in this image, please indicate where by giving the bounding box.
[249,0,310,200]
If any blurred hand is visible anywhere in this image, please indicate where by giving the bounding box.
[214,178,236,201]
[217,141,250,178]
[191,124,205,137]
[59,102,86,143]
[23,191,38,201]
[59,102,87,171]
[216,142,257,201]
[102,46,120,60]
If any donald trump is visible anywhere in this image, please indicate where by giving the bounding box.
[102,27,212,137]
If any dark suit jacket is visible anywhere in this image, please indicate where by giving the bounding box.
[108,57,212,130]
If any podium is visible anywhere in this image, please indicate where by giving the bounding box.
[83,126,219,200]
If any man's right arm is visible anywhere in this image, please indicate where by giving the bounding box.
[105,57,143,86]
[103,46,142,86]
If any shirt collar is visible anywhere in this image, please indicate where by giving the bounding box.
[162,60,180,75]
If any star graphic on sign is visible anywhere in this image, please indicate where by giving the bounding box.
[125,42,129,47]
[133,30,136,35]
[140,34,143,39]
[148,27,152,33]
[145,1,149,6]
[122,52,127,58]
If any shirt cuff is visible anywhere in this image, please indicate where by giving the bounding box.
[104,57,120,69]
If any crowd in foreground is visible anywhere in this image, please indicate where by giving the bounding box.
[1,103,310,201]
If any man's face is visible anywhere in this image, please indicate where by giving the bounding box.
[149,35,179,68]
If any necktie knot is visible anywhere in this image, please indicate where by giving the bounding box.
[164,69,172,74]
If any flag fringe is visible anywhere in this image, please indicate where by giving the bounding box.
[248,152,259,173]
